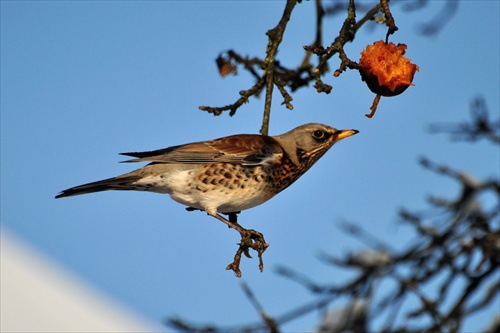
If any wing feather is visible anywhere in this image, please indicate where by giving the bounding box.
[120,134,283,166]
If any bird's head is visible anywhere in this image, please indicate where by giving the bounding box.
[273,123,359,166]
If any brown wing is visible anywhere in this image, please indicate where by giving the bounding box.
[120,134,283,166]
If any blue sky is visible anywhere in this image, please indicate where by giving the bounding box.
[2,1,499,331]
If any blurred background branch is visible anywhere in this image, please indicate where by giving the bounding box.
[428,96,500,143]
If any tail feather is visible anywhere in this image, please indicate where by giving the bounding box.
[55,175,142,199]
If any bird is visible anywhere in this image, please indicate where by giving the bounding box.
[56,123,358,276]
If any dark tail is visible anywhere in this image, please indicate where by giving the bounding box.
[55,175,142,199]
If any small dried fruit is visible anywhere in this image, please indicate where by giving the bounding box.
[359,41,419,118]
[359,40,419,97]
[216,54,237,77]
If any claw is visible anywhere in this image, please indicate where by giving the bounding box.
[243,248,253,258]
[226,262,242,278]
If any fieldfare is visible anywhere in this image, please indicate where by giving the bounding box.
[56,123,358,276]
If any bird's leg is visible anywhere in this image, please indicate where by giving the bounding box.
[206,211,269,277]
[227,212,239,224]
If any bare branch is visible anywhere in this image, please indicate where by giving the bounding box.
[428,96,500,143]
[260,0,298,135]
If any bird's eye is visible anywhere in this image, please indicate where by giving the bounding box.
[312,130,325,139]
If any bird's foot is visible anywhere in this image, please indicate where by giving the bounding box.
[207,211,269,277]
[226,228,269,278]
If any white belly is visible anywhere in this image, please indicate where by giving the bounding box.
[134,167,275,214]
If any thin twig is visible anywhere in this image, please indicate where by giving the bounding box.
[260,0,298,135]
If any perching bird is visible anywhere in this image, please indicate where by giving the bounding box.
[56,123,358,276]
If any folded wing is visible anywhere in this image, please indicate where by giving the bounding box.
[120,134,283,166]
